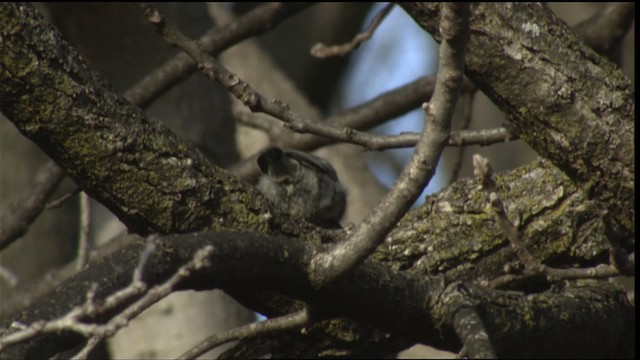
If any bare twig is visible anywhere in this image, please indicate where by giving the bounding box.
[473,154,630,287]
[228,76,477,181]
[124,3,311,108]
[0,161,65,251]
[487,263,625,289]
[71,336,100,360]
[276,76,476,150]
[0,237,214,355]
[309,3,470,288]
[45,187,81,209]
[447,125,517,146]
[297,125,519,151]
[140,4,440,154]
[0,233,140,318]
[0,238,153,350]
[76,192,92,271]
[602,211,635,276]
[472,154,541,270]
[310,3,394,58]
[178,309,310,360]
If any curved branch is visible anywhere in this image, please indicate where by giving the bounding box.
[0,231,633,358]
[309,3,470,288]
[573,3,636,61]
[310,3,394,58]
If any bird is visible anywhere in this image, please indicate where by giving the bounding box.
[256,147,346,228]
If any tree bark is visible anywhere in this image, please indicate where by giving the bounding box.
[400,2,634,244]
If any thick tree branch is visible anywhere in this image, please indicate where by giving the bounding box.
[376,158,618,286]
[0,232,633,359]
[0,3,272,236]
[400,2,635,244]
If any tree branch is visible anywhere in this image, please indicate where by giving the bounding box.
[123,3,311,108]
[400,2,635,244]
[0,2,273,236]
[178,308,309,360]
[0,161,64,251]
[0,231,633,358]
[310,3,394,58]
[0,3,633,358]
[573,2,636,61]
[309,3,470,288]
[473,154,626,289]
[442,283,496,359]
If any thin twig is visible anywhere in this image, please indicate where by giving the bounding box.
[275,76,477,150]
[472,154,541,270]
[0,239,152,350]
[178,309,310,360]
[125,3,311,108]
[0,239,213,354]
[310,3,394,58]
[0,161,65,251]
[473,154,629,287]
[45,187,81,209]
[601,211,635,276]
[76,192,92,271]
[228,76,477,181]
[308,3,471,288]
[71,336,101,360]
[140,3,434,153]
[237,109,517,151]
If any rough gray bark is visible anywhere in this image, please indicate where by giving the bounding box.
[0,3,272,237]
[399,3,634,244]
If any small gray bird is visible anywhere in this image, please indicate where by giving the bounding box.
[257,147,346,228]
